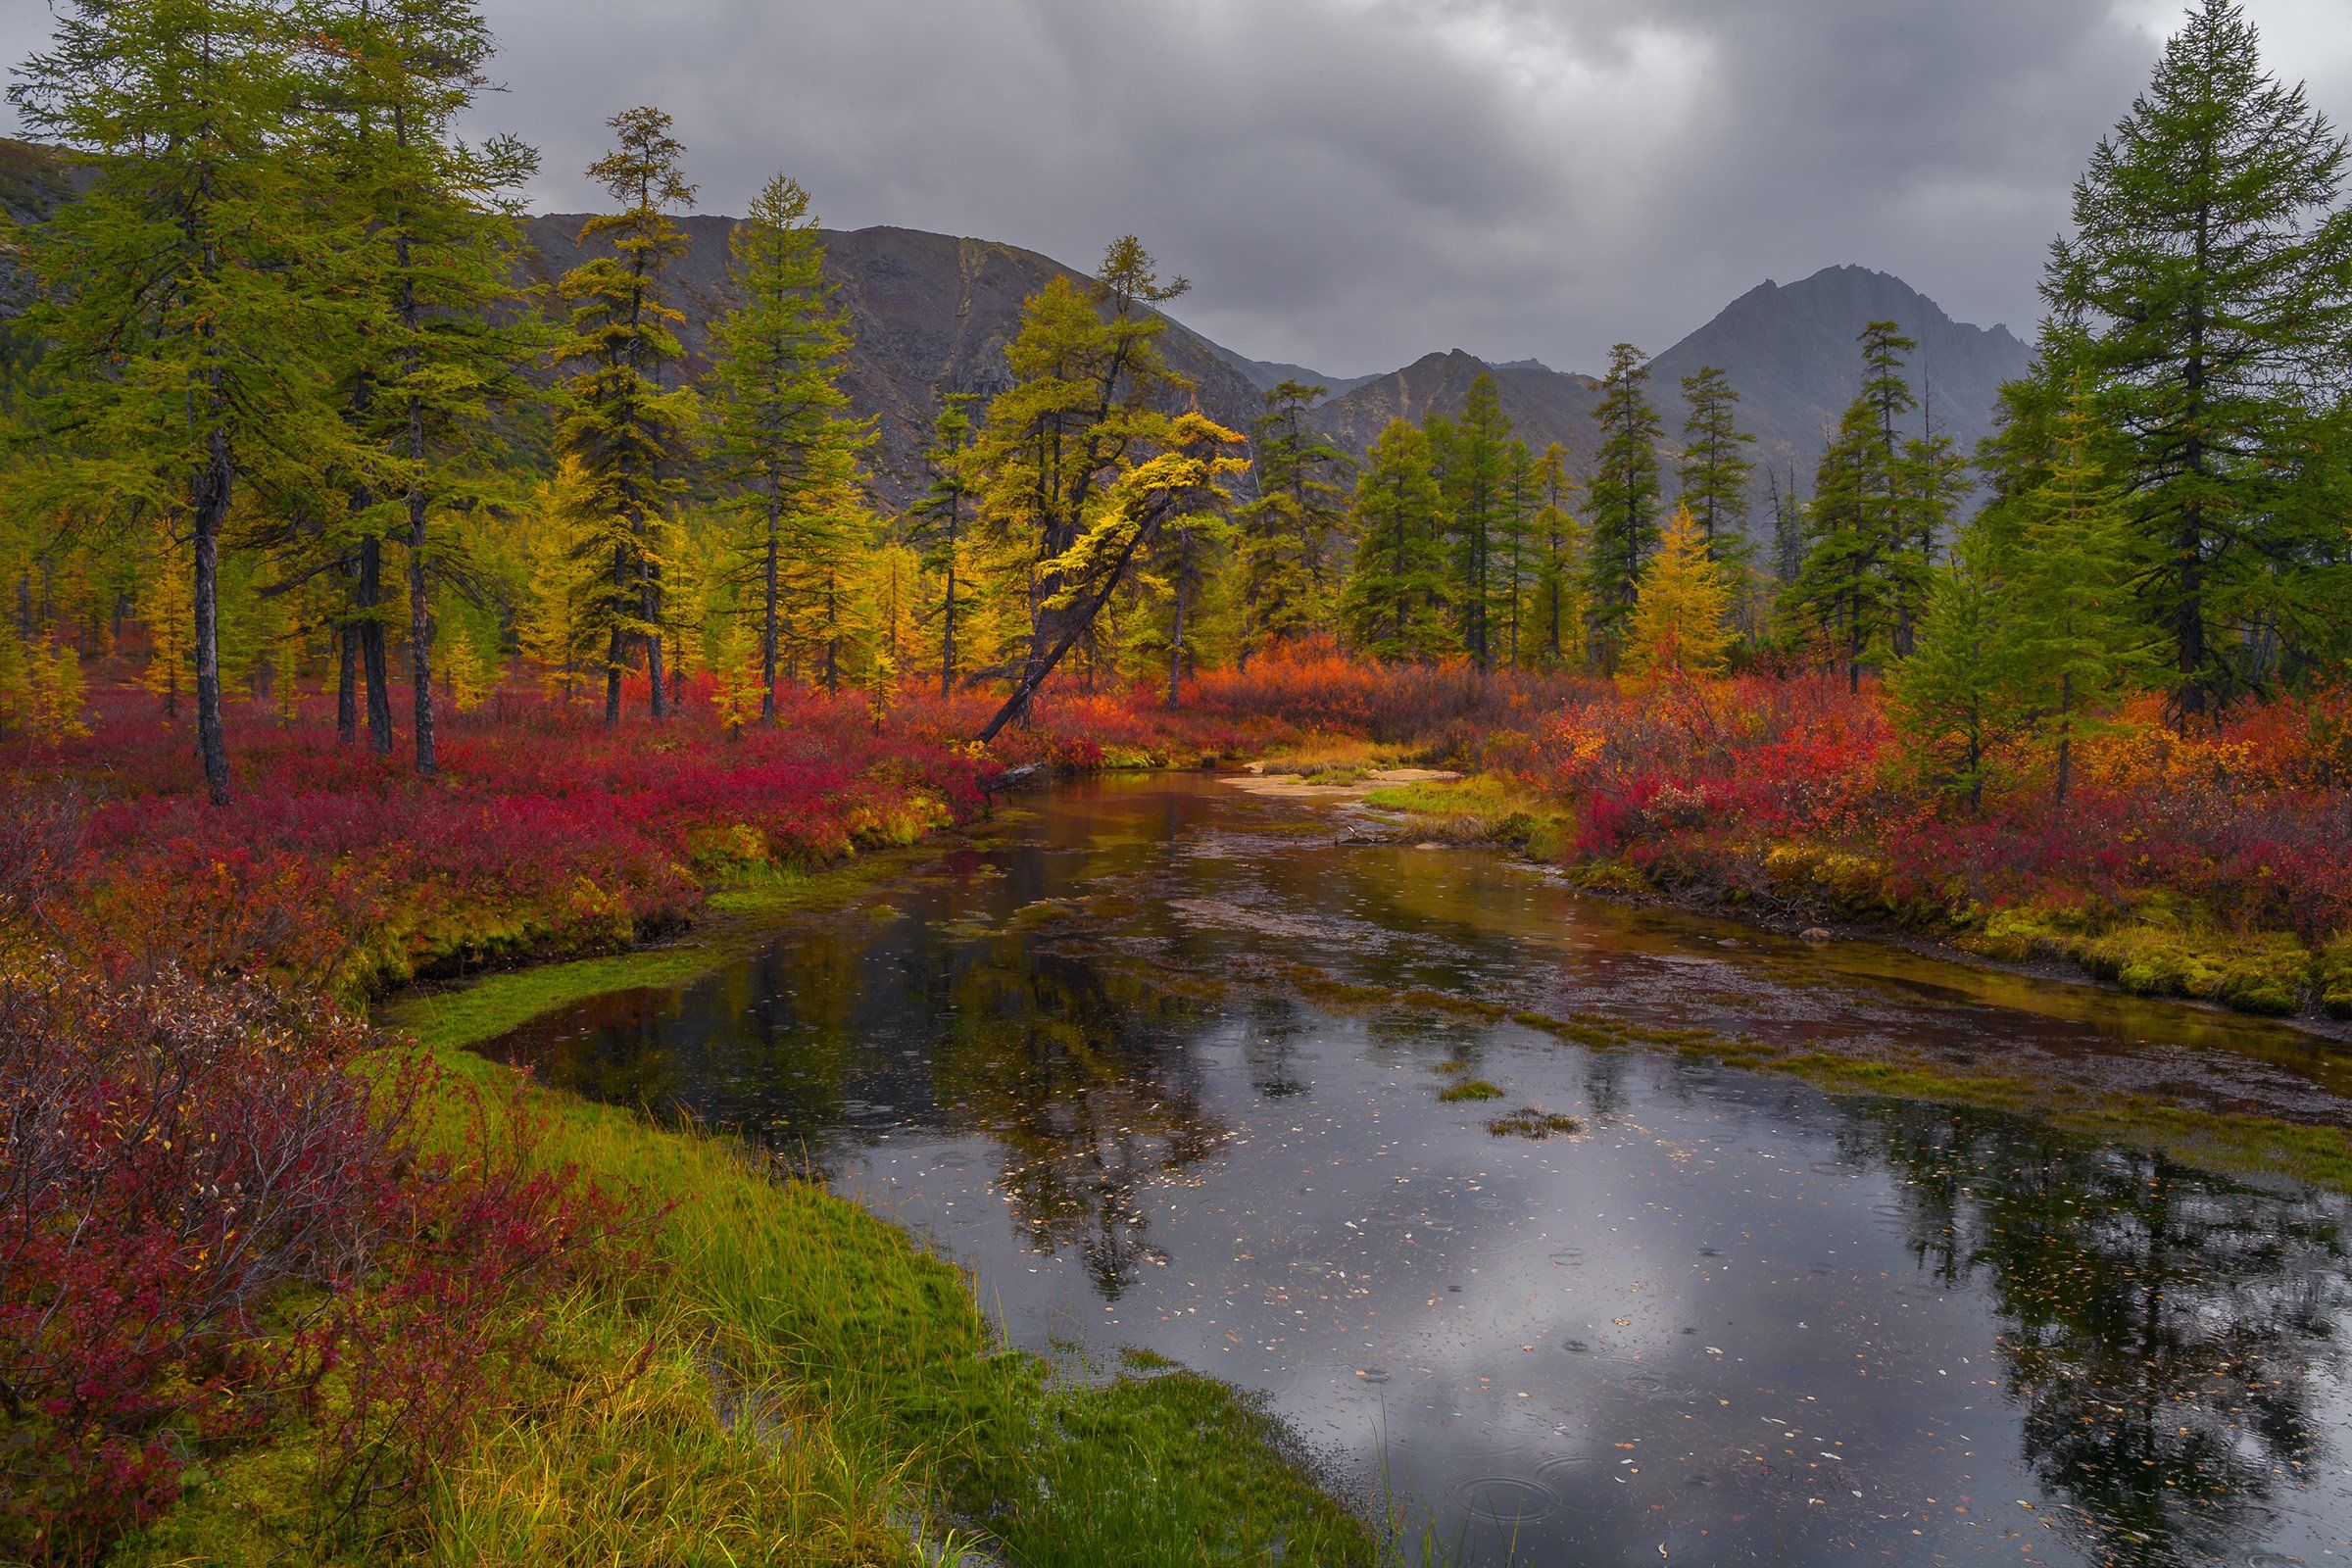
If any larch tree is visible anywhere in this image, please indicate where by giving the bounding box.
[979,412,1248,739]
[1441,371,1514,671]
[2015,383,2161,807]
[312,0,545,774]
[1582,343,1664,673]
[907,391,980,695]
[1527,444,1585,671]
[552,105,699,725]
[1675,365,1755,572]
[1234,379,1352,658]
[707,172,867,723]
[966,236,1191,737]
[2041,0,2352,716]
[1623,506,1734,686]
[1339,418,1453,662]
[1784,322,1941,690]
[10,0,355,803]
[1887,515,2031,812]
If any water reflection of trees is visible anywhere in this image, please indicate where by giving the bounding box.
[1851,1102,2349,1568]
[928,948,1225,1298]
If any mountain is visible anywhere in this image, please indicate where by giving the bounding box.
[1196,341,1380,402]
[1649,266,2036,487]
[521,215,1270,506]
[1,137,2037,520]
[1306,350,1605,468]
[1306,266,2036,521]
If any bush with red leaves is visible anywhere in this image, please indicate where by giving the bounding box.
[0,957,631,1563]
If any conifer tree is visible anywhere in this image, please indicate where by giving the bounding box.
[978,412,1246,738]
[1142,502,1234,709]
[1783,322,1946,689]
[519,459,597,700]
[1234,379,1352,657]
[1582,343,1664,671]
[1442,372,1514,671]
[1527,444,1586,671]
[1675,365,1755,569]
[139,525,195,720]
[1340,419,1452,662]
[311,0,545,774]
[1623,507,1733,686]
[967,236,1192,734]
[11,0,352,803]
[552,105,699,725]
[907,392,980,695]
[2042,0,2352,714]
[1887,518,2031,811]
[707,172,867,723]
[2016,383,2161,806]
[1494,440,1539,669]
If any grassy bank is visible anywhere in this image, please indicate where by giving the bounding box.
[122,926,1410,1566]
[1360,768,2352,1026]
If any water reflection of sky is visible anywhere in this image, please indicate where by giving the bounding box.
[486,775,2352,1567]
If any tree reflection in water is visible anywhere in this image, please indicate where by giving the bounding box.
[1851,1102,2348,1568]
[929,948,1225,1298]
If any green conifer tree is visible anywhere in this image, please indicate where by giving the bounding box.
[2041,0,2352,714]
[12,0,352,802]
[1527,444,1586,671]
[1442,371,1514,671]
[1233,379,1352,658]
[907,392,981,695]
[707,172,868,723]
[1675,365,1755,569]
[312,0,546,773]
[1582,343,1664,672]
[552,106,700,725]
[1340,419,1452,662]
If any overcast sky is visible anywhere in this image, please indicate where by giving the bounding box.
[7,0,2351,375]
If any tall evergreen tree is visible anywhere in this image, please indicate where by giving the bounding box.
[907,391,980,696]
[1783,322,1947,690]
[707,172,866,723]
[1675,365,1755,567]
[2042,0,2352,715]
[1340,419,1452,662]
[2015,383,2161,807]
[1582,343,1664,672]
[551,106,699,725]
[967,236,1189,733]
[11,0,352,803]
[1441,371,1514,671]
[1888,516,2032,811]
[313,0,544,774]
[1233,379,1351,657]
[1526,444,1586,671]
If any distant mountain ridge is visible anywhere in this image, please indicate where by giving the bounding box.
[1304,265,2036,520]
[1,137,2037,519]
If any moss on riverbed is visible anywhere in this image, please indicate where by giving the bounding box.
[1684,1038,2352,1193]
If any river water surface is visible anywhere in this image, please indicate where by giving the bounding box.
[484,774,2352,1567]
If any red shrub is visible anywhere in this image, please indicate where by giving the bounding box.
[0,957,631,1562]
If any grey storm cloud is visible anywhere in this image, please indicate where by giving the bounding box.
[6,0,2350,375]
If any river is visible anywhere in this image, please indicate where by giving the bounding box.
[482,773,2352,1567]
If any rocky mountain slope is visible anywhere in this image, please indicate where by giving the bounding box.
[1305,265,2036,515]
[522,214,1270,507]
[4,137,2036,517]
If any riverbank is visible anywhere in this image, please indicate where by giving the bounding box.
[93,856,1417,1566]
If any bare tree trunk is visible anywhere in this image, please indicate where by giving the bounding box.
[337,617,358,744]
[193,434,232,807]
[761,500,779,724]
[407,476,436,775]
[1165,576,1185,710]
